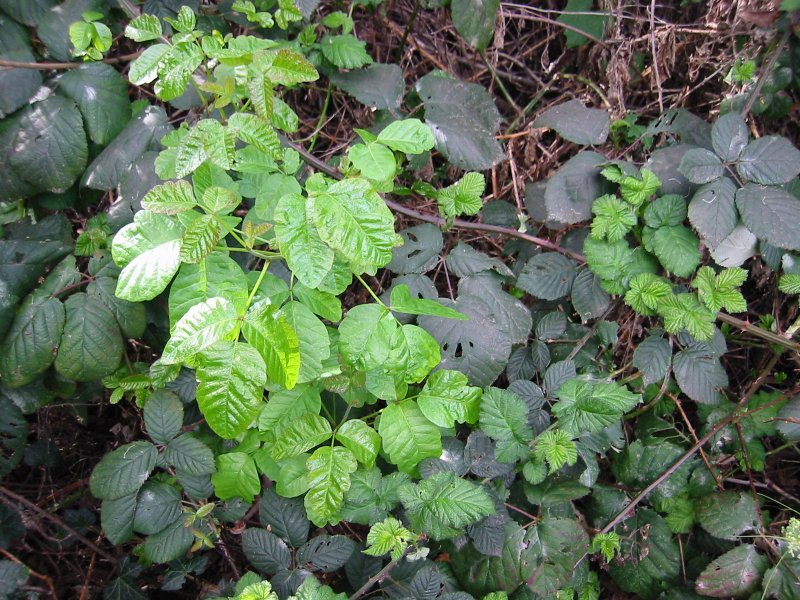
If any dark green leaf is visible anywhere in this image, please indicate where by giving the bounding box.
[143,390,183,445]
[140,516,193,563]
[544,151,607,224]
[0,297,65,387]
[711,112,749,162]
[9,96,87,194]
[678,148,724,184]
[632,335,671,385]
[694,545,768,598]
[0,396,27,478]
[418,295,512,386]
[517,253,578,300]
[694,491,759,540]
[688,177,738,249]
[57,63,131,145]
[100,494,137,545]
[133,481,182,535]
[736,183,800,251]
[451,0,499,50]
[54,293,122,382]
[0,0,57,27]
[242,528,291,575]
[737,135,800,185]
[0,17,41,119]
[673,345,728,405]
[557,0,609,47]
[416,73,503,170]
[534,99,610,145]
[388,224,443,274]
[164,434,215,475]
[297,535,355,572]
[330,63,404,112]
[259,488,310,547]
[83,106,172,191]
[90,441,157,500]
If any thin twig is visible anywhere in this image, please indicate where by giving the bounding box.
[741,28,790,118]
[289,140,800,350]
[0,486,115,563]
[349,546,413,600]
[286,139,585,261]
[0,548,58,599]
[0,52,142,71]
[598,394,790,537]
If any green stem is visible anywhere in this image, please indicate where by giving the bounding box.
[355,274,387,308]
[480,50,521,116]
[308,83,332,152]
[245,264,270,309]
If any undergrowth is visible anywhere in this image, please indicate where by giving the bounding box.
[1,1,800,599]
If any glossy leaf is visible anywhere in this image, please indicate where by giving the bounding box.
[335,420,381,467]
[212,452,261,501]
[304,445,358,527]
[196,341,266,438]
[272,413,332,460]
[161,297,238,364]
[379,400,442,474]
[112,210,184,302]
[377,119,435,154]
[308,178,397,272]
[418,370,481,428]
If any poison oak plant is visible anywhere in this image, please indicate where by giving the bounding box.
[4,1,800,598]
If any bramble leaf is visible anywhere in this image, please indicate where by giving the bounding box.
[437,172,485,218]
[399,471,494,540]
[590,194,637,242]
[620,168,660,207]
[692,266,747,313]
[551,379,641,435]
[534,429,577,473]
